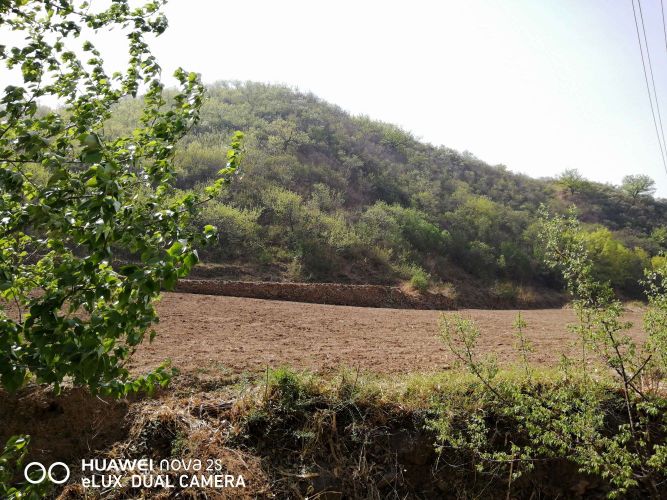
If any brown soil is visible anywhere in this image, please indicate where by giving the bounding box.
[0,387,130,465]
[129,293,646,376]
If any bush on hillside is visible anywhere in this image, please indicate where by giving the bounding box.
[409,267,431,293]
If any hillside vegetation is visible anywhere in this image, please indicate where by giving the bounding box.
[103,82,667,296]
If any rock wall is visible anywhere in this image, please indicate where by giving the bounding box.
[175,280,456,310]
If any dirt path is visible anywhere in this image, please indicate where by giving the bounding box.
[129,293,646,375]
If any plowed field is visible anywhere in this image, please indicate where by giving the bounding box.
[129,292,646,375]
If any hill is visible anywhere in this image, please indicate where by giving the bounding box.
[105,82,667,296]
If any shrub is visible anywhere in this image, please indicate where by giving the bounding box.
[464,240,497,279]
[491,281,518,303]
[583,227,648,294]
[286,255,304,281]
[358,202,448,263]
[196,201,261,259]
[410,267,430,292]
[436,207,667,498]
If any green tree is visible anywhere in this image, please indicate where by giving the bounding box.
[582,228,648,292]
[265,117,311,154]
[0,0,241,396]
[359,202,448,259]
[621,174,656,203]
[196,201,261,259]
[556,168,588,195]
[651,226,667,248]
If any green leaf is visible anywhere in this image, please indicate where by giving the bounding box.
[167,240,184,257]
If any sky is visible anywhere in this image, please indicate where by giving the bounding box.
[5,0,667,195]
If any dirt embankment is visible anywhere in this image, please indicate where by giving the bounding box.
[176,280,455,309]
[175,279,564,310]
[2,384,626,499]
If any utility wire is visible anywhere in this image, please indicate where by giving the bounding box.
[638,0,667,168]
[632,0,667,173]
[661,0,667,57]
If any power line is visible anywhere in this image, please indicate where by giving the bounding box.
[661,0,667,57]
[638,0,667,169]
[632,0,667,174]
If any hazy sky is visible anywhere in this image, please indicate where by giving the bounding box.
[7,1,667,195]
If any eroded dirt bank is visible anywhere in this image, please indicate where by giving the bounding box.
[0,380,649,499]
[175,279,565,309]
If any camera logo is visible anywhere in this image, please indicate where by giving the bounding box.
[24,462,70,485]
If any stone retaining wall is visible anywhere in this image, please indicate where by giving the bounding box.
[175,280,456,310]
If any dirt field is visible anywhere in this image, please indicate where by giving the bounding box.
[129,292,646,375]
